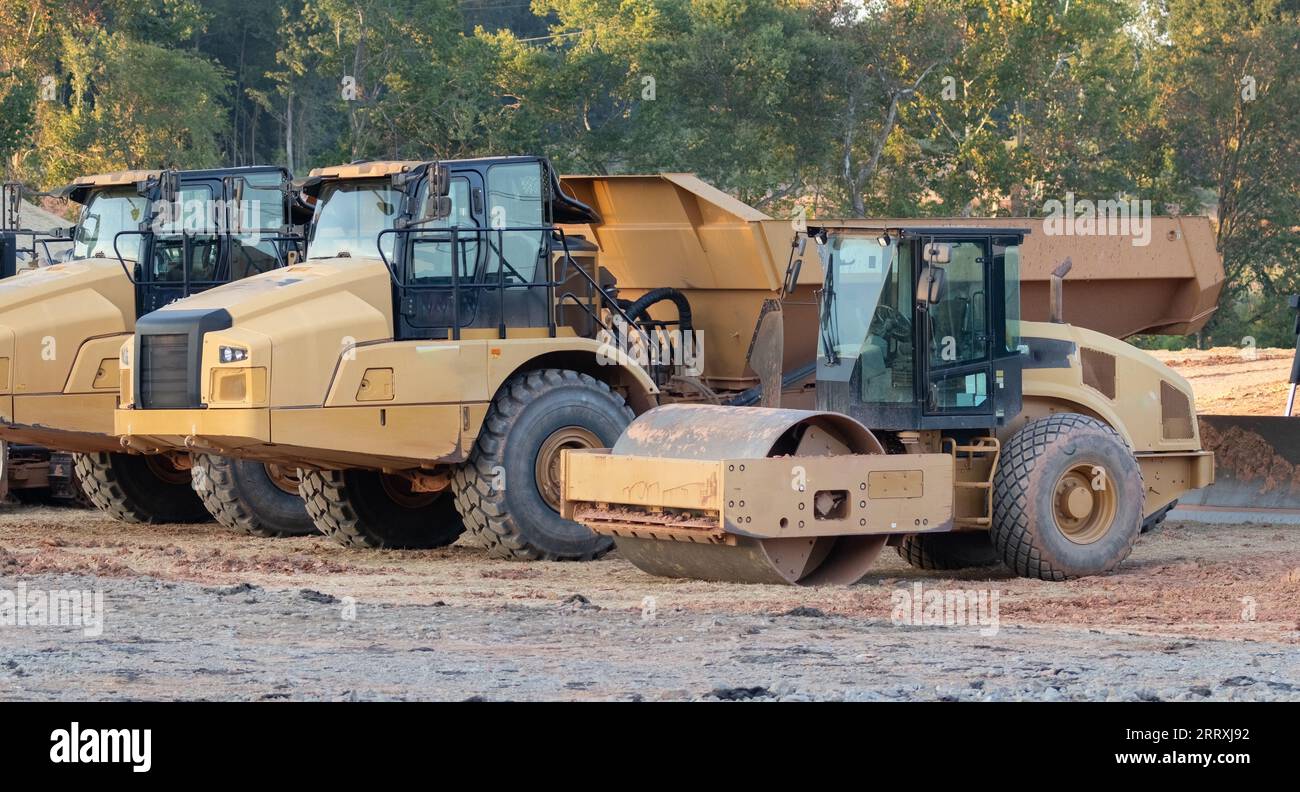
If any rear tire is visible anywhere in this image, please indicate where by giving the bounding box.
[191,454,317,538]
[897,532,1001,570]
[74,452,211,524]
[452,369,633,561]
[992,414,1143,580]
[299,468,464,549]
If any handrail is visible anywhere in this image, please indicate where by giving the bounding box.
[114,228,303,292]
[1,228,75,265]
[376,224,655,350]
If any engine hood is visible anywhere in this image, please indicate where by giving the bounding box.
[0,257,135,395]
[135,257,395,408]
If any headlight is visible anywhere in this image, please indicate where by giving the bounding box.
[219,345,249,364]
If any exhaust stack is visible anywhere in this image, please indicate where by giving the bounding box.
[1049,258,1072,324]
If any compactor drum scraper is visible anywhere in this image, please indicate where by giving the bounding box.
[0,167,313,531]
[561,225,1215,584]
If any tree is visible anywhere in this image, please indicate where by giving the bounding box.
[1157,0,1300,347]
[33,32,229,183]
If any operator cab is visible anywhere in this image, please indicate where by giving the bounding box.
[300,157,607,343]
[813,226,1027,432]
[71,167,305,314]
[1,181,75,276]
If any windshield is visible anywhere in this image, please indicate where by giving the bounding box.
[307,179,400,261]
[819,235,897,371]
[73,187,149,261]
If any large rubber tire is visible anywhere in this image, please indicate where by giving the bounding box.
[191,454,317,538]
[992,414,1143,581]
[299,468,464,549]
[74,452,211,524]
[896,531,1002,570]
[452,369,634,561]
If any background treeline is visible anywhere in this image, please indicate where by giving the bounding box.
[1,0,1297,346]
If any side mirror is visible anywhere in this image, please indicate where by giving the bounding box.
[782,257,802,297]
[226,177,246,234]
[428,163,450,198]
[158,170,180,206]
[917,265,946,305]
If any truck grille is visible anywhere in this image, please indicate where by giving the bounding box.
[138,334,192,409]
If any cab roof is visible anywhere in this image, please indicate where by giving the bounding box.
[52,166,291,206]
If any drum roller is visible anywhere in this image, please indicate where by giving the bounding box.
[596,404,890,585]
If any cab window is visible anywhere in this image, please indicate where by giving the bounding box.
[410,178,477,281]
[485,161,545,283]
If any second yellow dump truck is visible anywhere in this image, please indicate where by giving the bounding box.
[0,167,313,532]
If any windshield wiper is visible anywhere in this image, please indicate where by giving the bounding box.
[819,253,840,365]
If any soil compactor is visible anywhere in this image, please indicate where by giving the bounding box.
[0,167,313,532]
[559,224,1215,583]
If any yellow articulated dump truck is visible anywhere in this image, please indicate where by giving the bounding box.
[0,167,314,532]
[559,223,1215,584]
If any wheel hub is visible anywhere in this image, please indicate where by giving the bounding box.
[145,454,191,486]
[380,474,437,509]
[535,426,602,512]
[1053,464,1117,545]
[264,464,301,495]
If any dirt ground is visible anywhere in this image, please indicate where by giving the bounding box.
[1,504,1297,700]
[1154,346,1293,415]
[1,347,1296,701]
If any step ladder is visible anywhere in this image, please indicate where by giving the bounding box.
[942,435,1001,528]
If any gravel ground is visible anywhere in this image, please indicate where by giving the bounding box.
[1,504,1297,700]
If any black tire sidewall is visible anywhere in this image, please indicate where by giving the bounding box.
[907,531,1001,569]
[229,460,314,535]
[110,453,209,522]
[497,385,628,557]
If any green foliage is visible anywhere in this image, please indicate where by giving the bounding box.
[0,73,36,162]
[33,32,228,182]
[2,0,1298,346]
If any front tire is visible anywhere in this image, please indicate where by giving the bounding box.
[299,468,464,549]
[897,531,1001,570]
[74,452,211,524]
[452,369,633,561]
[992,413,1143,580]
[191,454,317,538]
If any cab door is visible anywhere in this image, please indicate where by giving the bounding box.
[396,169,486,340]
[921,238,995,420]
[137,179,223,314]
